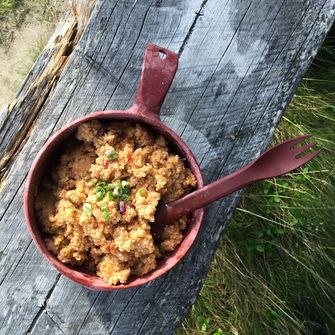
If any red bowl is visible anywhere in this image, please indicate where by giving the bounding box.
[24,44,205,290]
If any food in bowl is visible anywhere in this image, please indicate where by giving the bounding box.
[35,121,196,285]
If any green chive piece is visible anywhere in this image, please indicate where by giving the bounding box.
[97,181,107,188]
[113,185,122,198]
[87,178,98,187]
[83,203,92,215]
[103,211,110,221]
[106,148,118,160]
[96,191,104,201]
[100,204,108,211]
[138,188,148,198]
[108,191,115,201]
[105,183,114,191]
[121,180,129,195]
[121,194,129,202]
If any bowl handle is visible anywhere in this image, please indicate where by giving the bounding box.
[132,44,178,119]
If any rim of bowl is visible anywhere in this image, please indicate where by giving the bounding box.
[24,110,205,290]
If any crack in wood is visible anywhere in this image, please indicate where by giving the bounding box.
[45,310,66,335]
[0,171,26,221]
[167,13,182,49]
[26,274,61,334]
[98,0,136,67]
[75,291,102,335]
[0,241,32,286]
[80,0,140,110]
[103,0,156,110]
[71,0,122,92]
[135,279,185,335]
[178,0,209,55]
[109,288,141,334]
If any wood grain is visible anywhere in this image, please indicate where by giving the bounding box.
[0,0,334,334]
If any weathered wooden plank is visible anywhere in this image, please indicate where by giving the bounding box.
[0,244,60,333]
[0,0,334,334]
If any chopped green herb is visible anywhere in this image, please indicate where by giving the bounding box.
[108,191,115,201]
[96,187,105,195]
[121,180,129,194]
[103,211,110,221]
[100,204,108,211]
[97,181,107,188]
[96,181,107,193]
[114,180,121,187]
[121,194,129,202]
[138,188,148,198]
[96,179,131,202]
[113,185,122,197]
[96,191,104,201]
[106,148,118,160]
[105,183,114,191]
[83,203,92,215]
[87,178,98,187]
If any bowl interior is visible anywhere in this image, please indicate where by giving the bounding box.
[24,112,204,290]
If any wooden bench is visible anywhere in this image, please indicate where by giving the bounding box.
[0,0,334,333]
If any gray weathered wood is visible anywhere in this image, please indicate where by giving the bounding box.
[0,0,334,334]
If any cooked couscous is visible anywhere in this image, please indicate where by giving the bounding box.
[35,121,196,285]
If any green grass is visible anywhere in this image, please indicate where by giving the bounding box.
[180,28,335,335]
[0,0,61,45]
[0,0,66,107]
[0,0,17,12]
